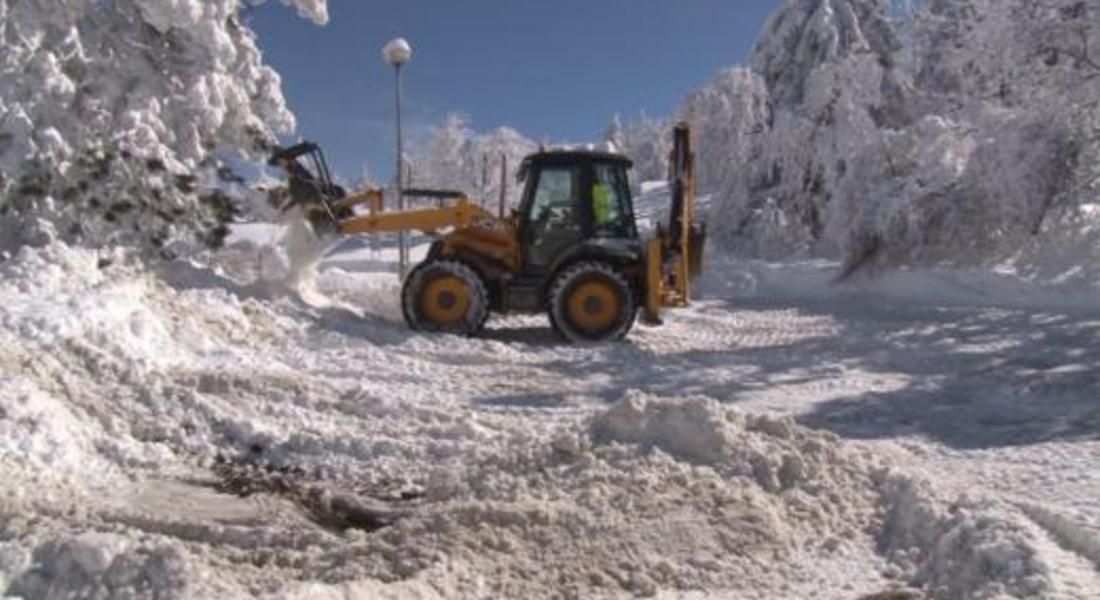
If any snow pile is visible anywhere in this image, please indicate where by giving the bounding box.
[592,396,1072,600]
[297,392,888,598]
[0,244,184,365]
[0,245,136,504]
[5,533,198,600]
[592,393,829,484]
[0,243,896,597]
[0,242,294,484]
[0,378,107,506]
[298,392,1065,599]
[880,476,1050,600]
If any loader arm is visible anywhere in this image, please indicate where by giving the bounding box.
[337,198,498,236]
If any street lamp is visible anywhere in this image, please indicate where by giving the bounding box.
[384,37,413,278]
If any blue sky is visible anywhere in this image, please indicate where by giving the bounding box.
[249,0,780,181]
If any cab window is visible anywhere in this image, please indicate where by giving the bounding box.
[592,163,635,237]
[527,166,581,233]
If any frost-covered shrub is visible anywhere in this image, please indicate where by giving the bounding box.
[0,0,328,257]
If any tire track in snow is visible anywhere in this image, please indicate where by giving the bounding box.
[1017,502,1100,572]
[1013,504,1100,599]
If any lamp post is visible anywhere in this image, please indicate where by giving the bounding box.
[384,37,412,278]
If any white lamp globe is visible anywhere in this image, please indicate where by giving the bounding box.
[383,38,413,66]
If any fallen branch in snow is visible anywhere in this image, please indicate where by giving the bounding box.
[212,457,417,532]
[856,591,924,600]
[300,487,414,532]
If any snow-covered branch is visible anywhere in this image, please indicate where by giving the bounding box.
[0,0,330,256]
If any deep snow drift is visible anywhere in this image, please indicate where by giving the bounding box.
[1,234,1097,598]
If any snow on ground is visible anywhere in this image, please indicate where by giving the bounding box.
[0,228,1098,598]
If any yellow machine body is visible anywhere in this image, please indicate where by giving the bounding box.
[286,123,704,340]
[643,123,702,324]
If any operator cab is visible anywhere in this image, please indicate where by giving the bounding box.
[516,151,639,273]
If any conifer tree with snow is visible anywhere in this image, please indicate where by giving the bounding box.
[0,0,329,257]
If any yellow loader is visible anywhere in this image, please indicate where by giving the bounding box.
[270,123,705,343]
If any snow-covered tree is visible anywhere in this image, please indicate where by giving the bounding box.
[676,0,1098,273]
[411,113,536,210]
[678,68,769,206]
[0,0,328,257]
[602,112,670,189]
[679,0,911,260]
[466,126,539,209]
[835,0,1095,273]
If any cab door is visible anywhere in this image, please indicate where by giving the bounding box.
[520,164,586,272]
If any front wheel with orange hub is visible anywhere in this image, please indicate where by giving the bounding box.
[402,260,489,336]
[548,261,637,343]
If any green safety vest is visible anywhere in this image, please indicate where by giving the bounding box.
[593,184,612,225]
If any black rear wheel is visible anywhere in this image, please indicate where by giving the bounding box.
[402,260,489,336]
[548,261,636,343]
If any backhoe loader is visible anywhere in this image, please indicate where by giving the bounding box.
[269,123,706,343]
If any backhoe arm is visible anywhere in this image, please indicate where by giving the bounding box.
[643,122,705,324]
